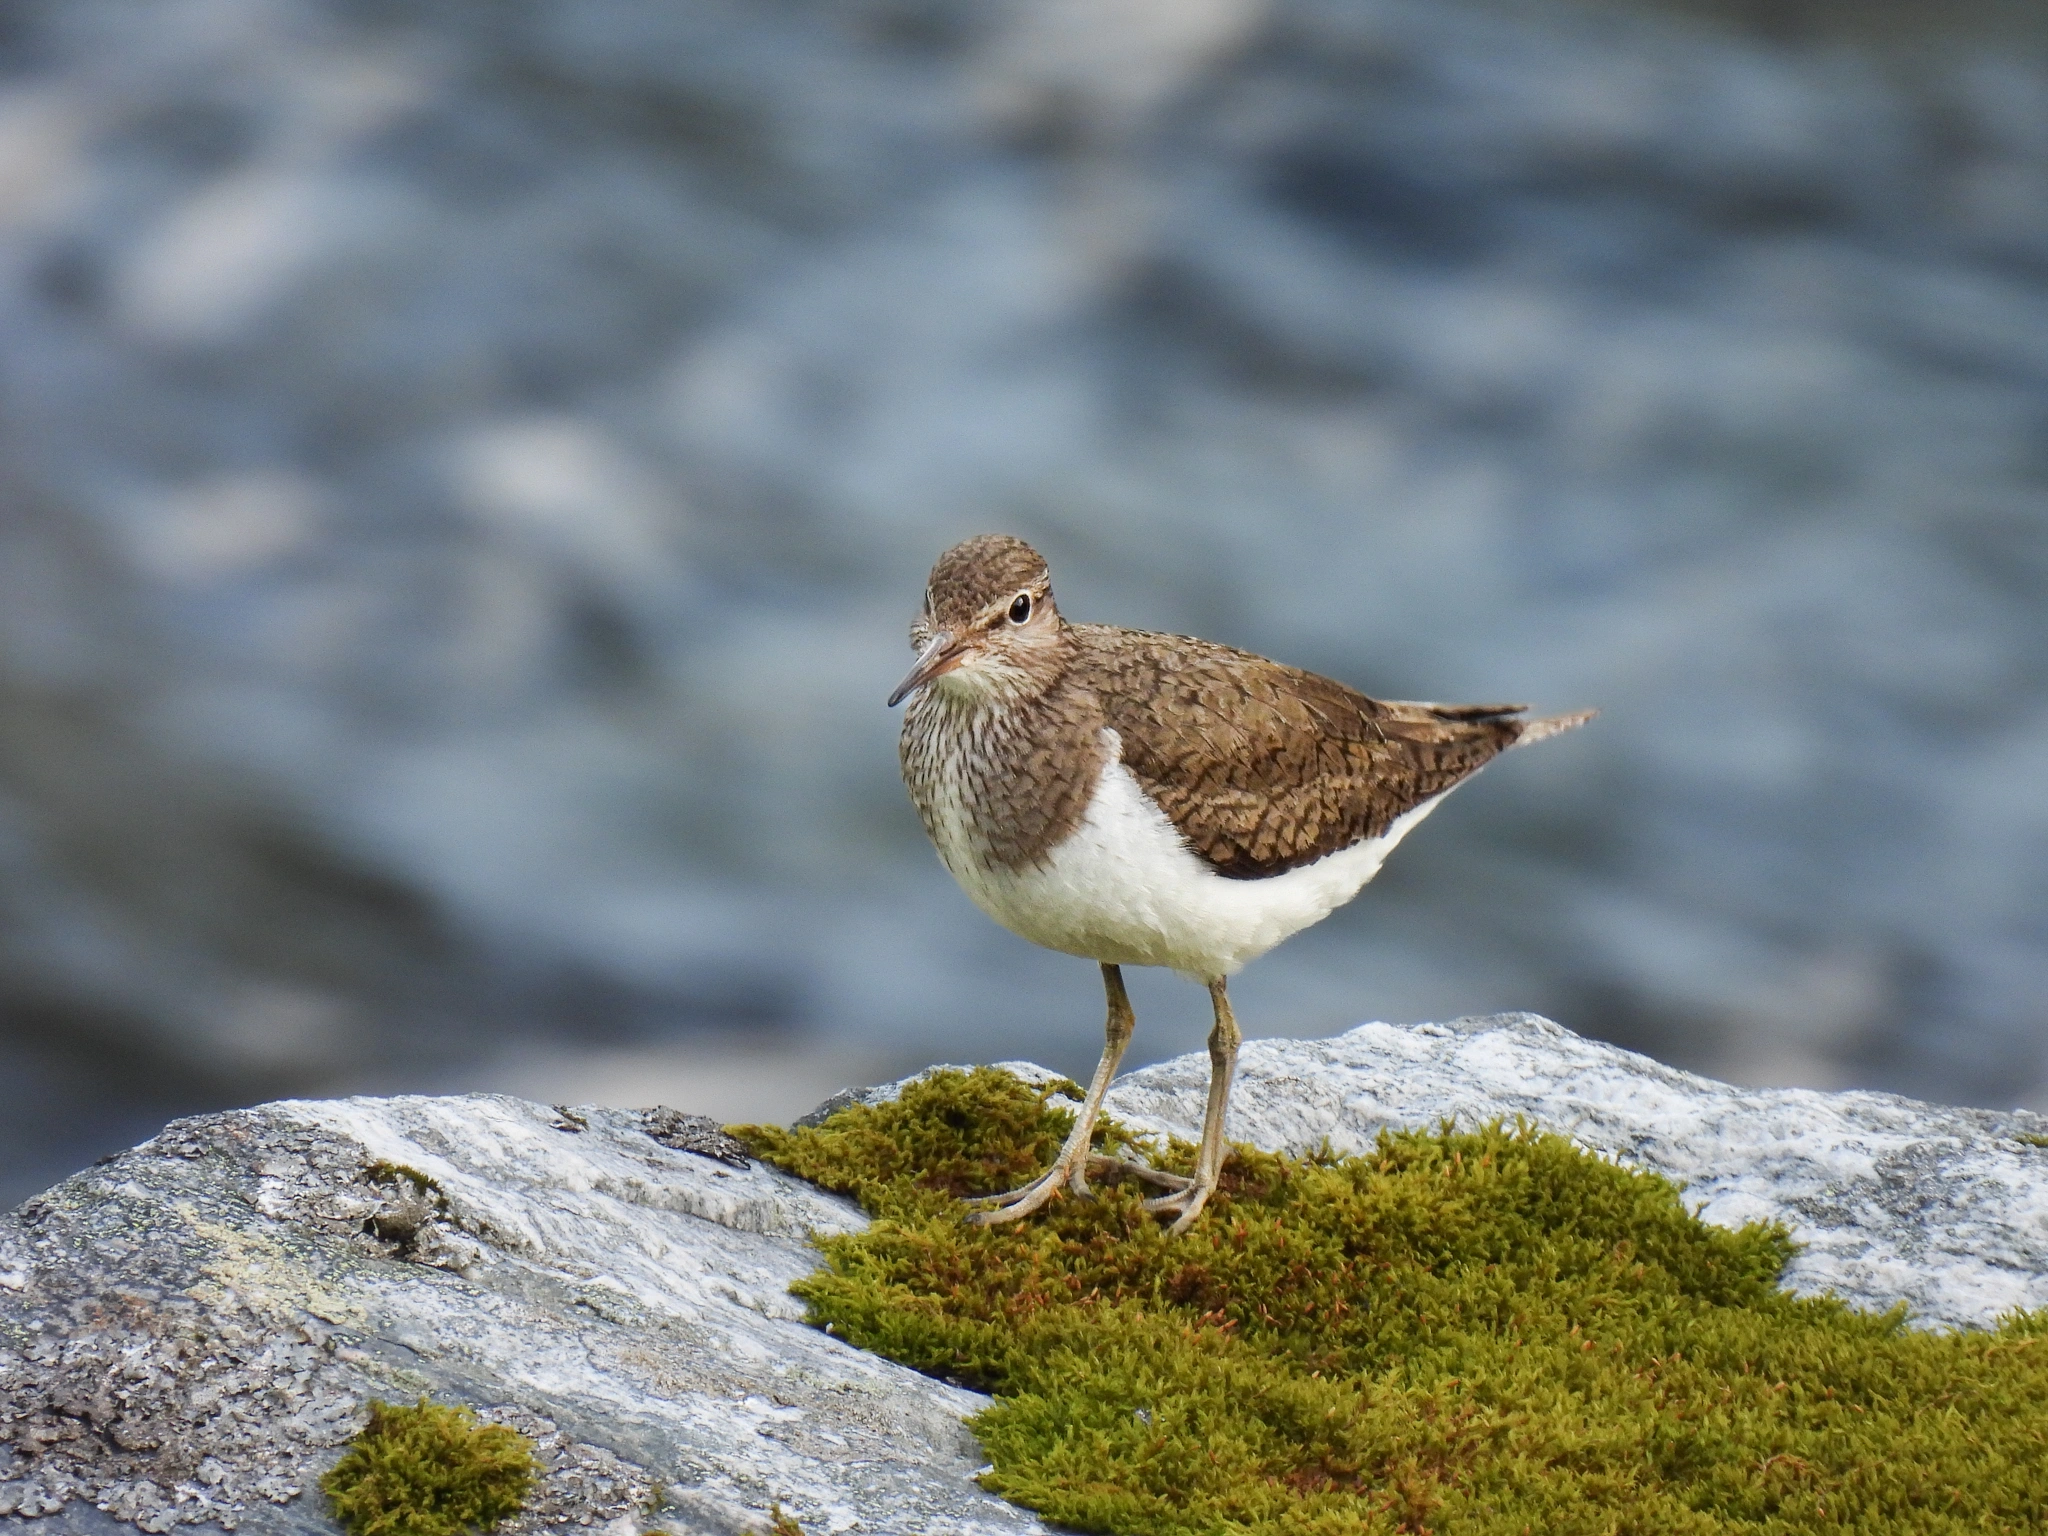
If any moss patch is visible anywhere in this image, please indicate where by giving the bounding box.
[322,1396,536,1536]
[364,1162,445,1201]
[736,1068,2048,1535]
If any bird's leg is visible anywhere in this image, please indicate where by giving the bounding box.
[968,963,1138,1224]
[1143,977,1240,1236]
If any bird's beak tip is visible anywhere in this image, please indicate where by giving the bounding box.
[888,630,960,707]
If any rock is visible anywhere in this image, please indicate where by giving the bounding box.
[0,1092,1042,1535]
[5,1013,2047,1533]
[1097,1013,2048,1331]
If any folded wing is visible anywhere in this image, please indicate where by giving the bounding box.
[1069,625,1587,880]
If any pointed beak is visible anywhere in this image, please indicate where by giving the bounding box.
[887,630,964,707]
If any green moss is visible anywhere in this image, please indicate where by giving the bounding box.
[365,1162,444,1200]
[735,1068,2048,1535]
[322,1396,536,1536]
[2014,1133,2048,1149]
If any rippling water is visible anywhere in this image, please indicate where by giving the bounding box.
[1,0,2045,1200]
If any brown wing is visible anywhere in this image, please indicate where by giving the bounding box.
[1068,624,1554,880]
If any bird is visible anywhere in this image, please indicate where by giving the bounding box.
[889,534,1593,1234]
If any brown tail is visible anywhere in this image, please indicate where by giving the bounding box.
[1512,708,1597,747]
[1423,701,1528,722]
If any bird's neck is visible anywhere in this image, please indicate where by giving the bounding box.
[901,638,1103,872]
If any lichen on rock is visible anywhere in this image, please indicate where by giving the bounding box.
[0,1296,355,1531]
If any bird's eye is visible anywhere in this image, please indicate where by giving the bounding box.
[1009,592,1032,624]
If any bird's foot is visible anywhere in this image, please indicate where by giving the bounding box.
[966,1154,1192,1225]
[1086,1155,1193,1193]
[1142,1176,1218,1237]
[964,1160,1072,1224]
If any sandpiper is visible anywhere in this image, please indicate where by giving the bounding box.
[890,534,1593,1234]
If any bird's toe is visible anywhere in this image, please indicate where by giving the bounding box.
[1142,1179,1217,1234]
[963,1163,1070,1223]
[1088,1154,1192,1192]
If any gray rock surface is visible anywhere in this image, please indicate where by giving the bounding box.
[6,1012,2048,1533]
[0,1093,1041,1536]
[6,0,2048,1200]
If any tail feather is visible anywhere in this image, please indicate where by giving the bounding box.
[1512,708,1597,747]
[1425,701,1528,722]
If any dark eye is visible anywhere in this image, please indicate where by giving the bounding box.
[1009,592,1032,624]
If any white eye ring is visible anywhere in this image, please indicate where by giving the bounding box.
[1008,592,1032,624]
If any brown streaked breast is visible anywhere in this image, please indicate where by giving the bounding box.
[898,671,1110,874]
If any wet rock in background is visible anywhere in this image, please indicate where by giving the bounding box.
[0,0,2046,1196]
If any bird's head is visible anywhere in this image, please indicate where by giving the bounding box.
[888,534,1066,707]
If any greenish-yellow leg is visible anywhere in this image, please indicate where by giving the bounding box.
[1142,977,1240,1236]
[968,963,1188,1224]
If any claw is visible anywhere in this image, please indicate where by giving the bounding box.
[1143,1179,1217,1235]
[1066,1155,1094,1199]
[962,1153,1192,1223]
[964,1181,1042,1206]
[965,1165,1070,1224]
[963,1152,1192,1226]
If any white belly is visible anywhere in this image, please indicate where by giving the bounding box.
[929,730,1450,982]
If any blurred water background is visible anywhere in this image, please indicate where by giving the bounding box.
[2,0,2046,1203]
